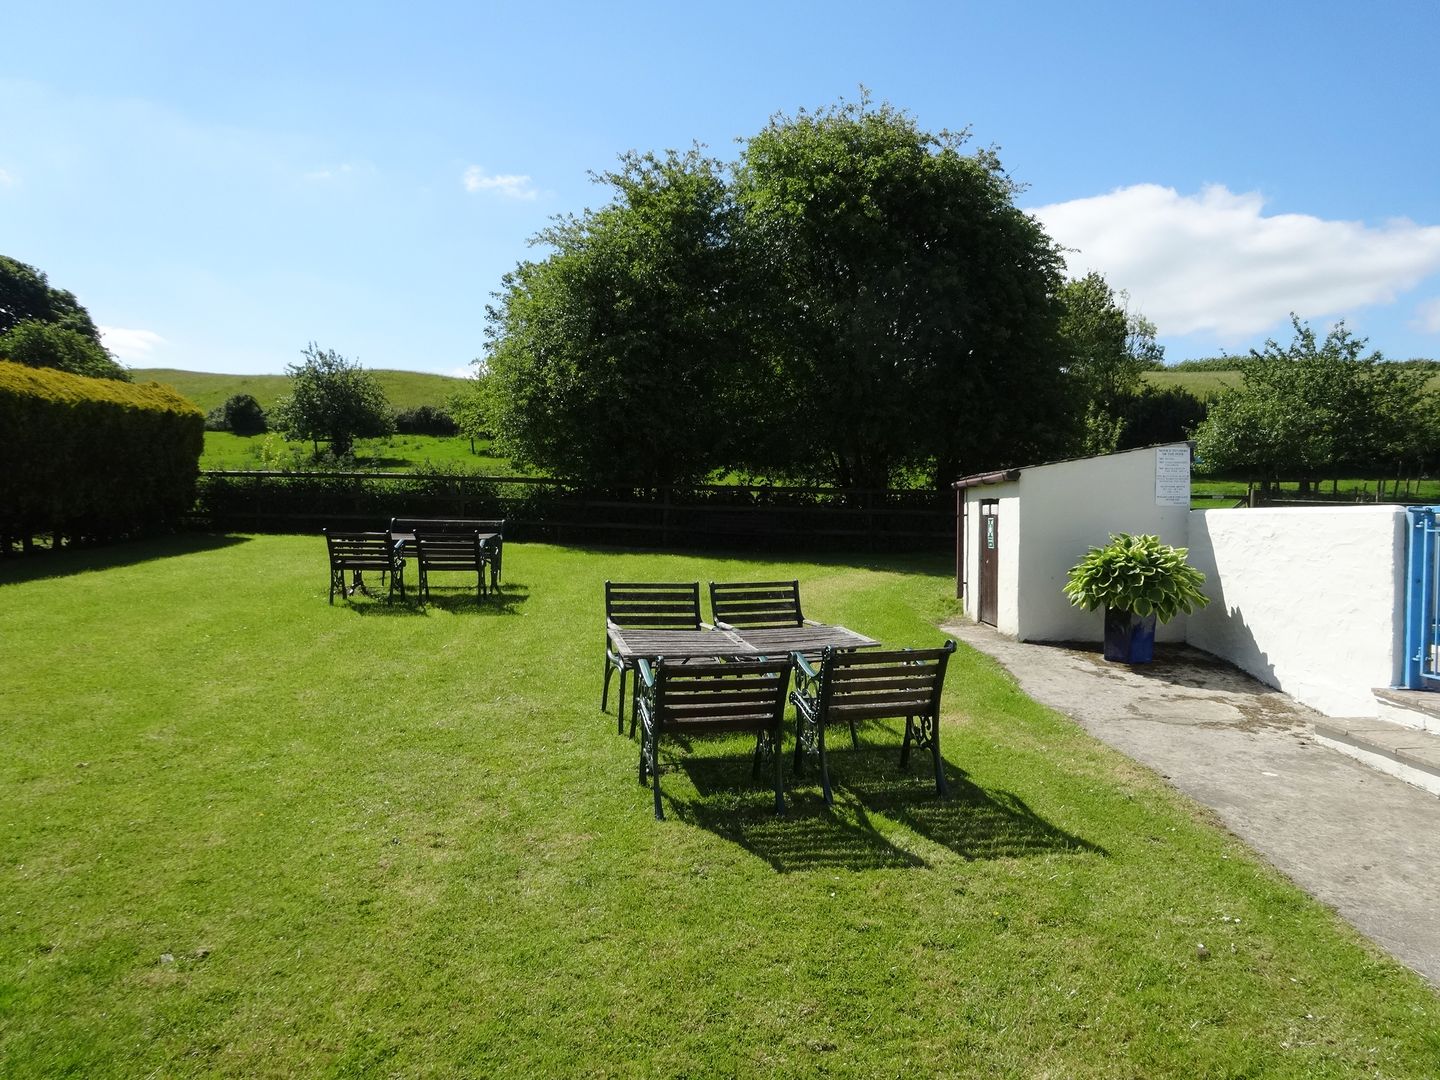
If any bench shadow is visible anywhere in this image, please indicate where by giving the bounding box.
[667,754,924,872]
[416,583,529,615]
[658,723,1103,871]
[838,748,1106,862]
[0,532,251,586]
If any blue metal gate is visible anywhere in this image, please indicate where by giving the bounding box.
[1403,506,1440,689]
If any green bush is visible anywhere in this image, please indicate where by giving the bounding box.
[0,361,204,546]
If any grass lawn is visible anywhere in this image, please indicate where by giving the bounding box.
[201,432,517,474]
[2,537,1436,1076]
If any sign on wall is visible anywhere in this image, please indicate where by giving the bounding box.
[1155,445,1191,507]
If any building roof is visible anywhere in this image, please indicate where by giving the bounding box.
[951,442,1192,490]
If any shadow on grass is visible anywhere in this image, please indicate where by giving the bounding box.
[663,736,1101,872]
[0,532,251,586]
[417,583,530,615]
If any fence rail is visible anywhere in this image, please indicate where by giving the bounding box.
[190,471,953,551]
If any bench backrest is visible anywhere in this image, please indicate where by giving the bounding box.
[647,658,793,736]
[709,580,805,628]
[605,581,702,630]
[391,517,505,536]
[814,642,955,724]
[413,531,487,569]
[325,529,398,569]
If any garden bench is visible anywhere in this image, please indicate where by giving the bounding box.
[636,656,793,820]
[709,579,815,629]
[413,531,490,601]
[603,581,706,735]
[390,516,505,590]
[323,529,404,604]
[791,640,956,805]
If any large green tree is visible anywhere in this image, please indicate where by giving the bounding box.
[1056,271,1163,455]
[271,344,394,458]
[484,148,747,487]
[0,320,129,381]
[0,255,104,342]
[0,255,128,380]
[733,95,1072,489]
[1193,316,1431,487]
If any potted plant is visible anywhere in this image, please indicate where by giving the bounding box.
[1063,533,1210,663]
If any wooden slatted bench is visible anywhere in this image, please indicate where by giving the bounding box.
[323,529,405,604]
[791,640,956,805]
[709,579,814,629]
[412,531,491,601]
[602,581,707,734]
[390,517,506,590]
[636,656,793,820]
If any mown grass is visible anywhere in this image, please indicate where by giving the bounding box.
[2,537,1437,1077]
[1145,367,1440,399]
[133,369,469,414]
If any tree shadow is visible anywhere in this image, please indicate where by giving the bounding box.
[0,532,251,586]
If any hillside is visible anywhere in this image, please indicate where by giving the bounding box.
[129,368,471,413]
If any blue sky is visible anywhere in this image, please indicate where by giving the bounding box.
[3,1,1439,376]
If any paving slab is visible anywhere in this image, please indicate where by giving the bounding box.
[945,620,1440,985]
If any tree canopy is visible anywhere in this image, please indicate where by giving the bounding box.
[0,256,104,342]
[0,320,129,381]
[0,255,127,380]
[271,344,394,458]
[482,97,1074,491]
[1056,271,1163,455]
[484,148,746,487]
[734,96,1071,488]
[1192,316,1433,485]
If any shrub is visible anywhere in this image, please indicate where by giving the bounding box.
[0,361,203,547]
[394,405,457,436]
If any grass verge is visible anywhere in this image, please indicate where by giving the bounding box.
[1,537,1436,1076]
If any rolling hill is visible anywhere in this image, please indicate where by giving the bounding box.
[129,368,471,413]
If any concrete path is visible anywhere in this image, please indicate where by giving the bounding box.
[945,621,1440,985]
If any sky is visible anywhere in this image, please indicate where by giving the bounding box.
[3,0,1439,377]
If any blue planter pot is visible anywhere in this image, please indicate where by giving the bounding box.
[1103,607,1157,663]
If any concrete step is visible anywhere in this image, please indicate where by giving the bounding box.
[1373,687,1440,734]
[1313,713,1440,798]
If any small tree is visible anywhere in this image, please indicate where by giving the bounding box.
[1057,272,1164,455]
[271,344,393,458]
[1192,316,1429,491]
[447,376,489,453]
[0,319,129,381]
[221,393,268,435]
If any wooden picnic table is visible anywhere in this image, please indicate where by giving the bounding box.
[727,624,880,657]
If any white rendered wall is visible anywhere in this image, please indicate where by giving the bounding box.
[1012,446,1193,642]
[1185,506,1406,718]
[962,486,1022,636]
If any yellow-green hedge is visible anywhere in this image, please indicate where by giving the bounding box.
[0,361,204,544]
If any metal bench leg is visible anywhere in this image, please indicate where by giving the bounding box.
[817,723,834,807]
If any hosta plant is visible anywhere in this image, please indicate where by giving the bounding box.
[1063,532,1210,622]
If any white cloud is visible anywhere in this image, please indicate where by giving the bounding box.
[1413,297,1440,334]
[462,165,537,200]
[1029,184,1440,341]
[99,326,166,362]
[0,167,15,186]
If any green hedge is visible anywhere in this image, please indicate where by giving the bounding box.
[0,361,204,546]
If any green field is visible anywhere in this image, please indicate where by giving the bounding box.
[1145,366,1440,399]
[131,368,470,414]
[201,431,517,473]
[2,536,1437,1076]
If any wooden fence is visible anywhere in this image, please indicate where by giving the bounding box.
[191,471,954,551]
